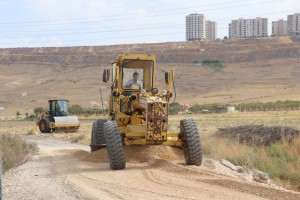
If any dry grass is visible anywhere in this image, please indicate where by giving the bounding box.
[168,111,300,191]
[0,134,38,172]
[202,134,300,191]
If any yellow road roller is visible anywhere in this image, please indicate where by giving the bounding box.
[36,99,80,133]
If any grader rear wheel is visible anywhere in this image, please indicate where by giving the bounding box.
[90,119,106,152]
[103,121,126,170]
[180,118,202,166]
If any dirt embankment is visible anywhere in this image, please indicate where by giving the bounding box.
[0,36,300,66]
[1,36,300,117]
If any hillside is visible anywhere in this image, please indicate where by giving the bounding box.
[0,36,300,117]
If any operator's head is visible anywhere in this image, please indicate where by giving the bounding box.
[133,71,139,81]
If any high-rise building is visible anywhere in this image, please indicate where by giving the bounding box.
[228,20,241,38]
[272,19,288,36]
[186,14,217,41]
[229,17,268,38]
[205,21,217,41]
[186,14,205,41]
[256,17,268,37]
[287,13,300,35]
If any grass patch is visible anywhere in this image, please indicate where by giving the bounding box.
[0,134,38,172]
[201,60,224,71]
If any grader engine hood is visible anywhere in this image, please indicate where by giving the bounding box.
[146,101,168,142]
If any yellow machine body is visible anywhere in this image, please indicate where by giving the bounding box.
[105,53,181,147]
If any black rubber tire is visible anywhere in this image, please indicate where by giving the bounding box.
[39,118,51,133]
[180,118,202,166]
[90,119,106,152]
[103,121,126,170]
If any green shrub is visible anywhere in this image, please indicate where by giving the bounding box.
[34,107,45,114]
[16,111,21,118]
[69,104,108,115]
[201,60,224,71]
[169,102,185,115]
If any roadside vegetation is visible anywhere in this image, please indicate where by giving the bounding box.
[169,111,300,191]
[21,105,107,121]
[68,104,108,116]
[21,100,300,119]
[169,100,300,114]
[203,135,300,191]
[0,134,38,172]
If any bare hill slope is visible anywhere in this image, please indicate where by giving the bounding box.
[0,36,300,117]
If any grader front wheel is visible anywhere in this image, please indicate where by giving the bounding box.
[180,119,202,166]
[103,121,126,170]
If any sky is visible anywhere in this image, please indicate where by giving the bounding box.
[0,0,298,48]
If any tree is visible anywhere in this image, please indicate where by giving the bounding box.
[16,111,21,118]
[169,102,185,115]
[34,107,45,115]
[69,104,83,114]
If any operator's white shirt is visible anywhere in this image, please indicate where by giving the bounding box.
[125,79,143,89]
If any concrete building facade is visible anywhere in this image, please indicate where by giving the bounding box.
[186,13,217,41]
[205,20,217,41]
[229,17,268,38]
[272,19,288,36]
[287,13,300,35]
[186,14,205,41]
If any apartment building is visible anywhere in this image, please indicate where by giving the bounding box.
[186,14,206,41]
[186,13,217,41]
[205,20,217,41]
[287,13,300,35]
[272,19,288,36]
[229,17,268,38]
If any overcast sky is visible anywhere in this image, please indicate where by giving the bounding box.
[0,0,298,48]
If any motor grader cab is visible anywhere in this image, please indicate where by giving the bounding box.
[36,99,80,133]
[90,53,202,170]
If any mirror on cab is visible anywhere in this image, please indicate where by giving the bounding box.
[103,69,110,82]
[165,72,169,84]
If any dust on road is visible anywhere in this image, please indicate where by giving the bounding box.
[3,135,300,200]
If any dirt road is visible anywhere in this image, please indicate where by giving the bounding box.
[3,135,300,200]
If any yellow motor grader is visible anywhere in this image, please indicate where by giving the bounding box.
[36,99,80,133]
[90,53,202,170]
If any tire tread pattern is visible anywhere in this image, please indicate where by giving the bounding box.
[180,118,202,166]
[103,121,126,170]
